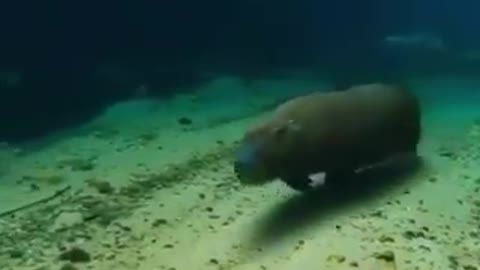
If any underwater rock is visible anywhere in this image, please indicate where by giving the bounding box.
[7,249,24,258]
[437,146,457,160]
[163,243,174,249]
[57,157,96,172]
[326,254,346,264]
[349,261,359,267]
[402,230,426,240]
[178,117,193,125]
[78,195,128,226]
[372,250,395,262]
[60,264,79,270]
[428,176,438,183]
[209,258,219,265]
[51,212,84,232]
[59,247,91,263]
[86,178,115,194]
[378,235,395,243]
[151,218,168,227]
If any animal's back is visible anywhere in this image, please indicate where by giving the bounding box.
[275,83,421,172]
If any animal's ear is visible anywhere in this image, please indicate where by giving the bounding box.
[273,119,301,138]
[286,119,302,132]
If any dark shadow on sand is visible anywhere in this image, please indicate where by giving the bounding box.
[251,155,424,246]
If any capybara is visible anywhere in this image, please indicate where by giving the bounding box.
[233,82,421,191]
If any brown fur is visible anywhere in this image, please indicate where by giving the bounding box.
[234,83,421,191]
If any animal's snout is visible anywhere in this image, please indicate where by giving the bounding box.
[233,158,254,176]
[233,142,267,184]
[234,142,256,165]
[233,161,243,178]
[233,142,273,185]
[233,148,256,179]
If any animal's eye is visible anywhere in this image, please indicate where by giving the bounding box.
[273,125,287,138]
[273,119,300,139]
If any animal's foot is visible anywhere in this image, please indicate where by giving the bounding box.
[281,175,315,192]
[324,170,356,187]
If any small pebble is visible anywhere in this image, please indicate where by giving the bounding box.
[327,254,346,263]
[59,247,91,263]
[373,251,395,262]
[163,244,174,249]
[349,261,359,267]
[178,117,193,125]
[152,219,168,227]
[60,264,79,270]
[8,249,24,259]
[209,258,219,264]
[378,235,395,243]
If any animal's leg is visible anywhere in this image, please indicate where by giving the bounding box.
[281,174,314,192]
[324,169,356,187]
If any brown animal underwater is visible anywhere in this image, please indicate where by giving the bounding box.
[233,82,422,192]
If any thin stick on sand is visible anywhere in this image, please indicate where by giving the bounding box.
[0,185,72,218]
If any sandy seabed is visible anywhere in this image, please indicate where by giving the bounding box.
[1,75,480,270]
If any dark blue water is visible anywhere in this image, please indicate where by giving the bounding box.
[0,0,479,142]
